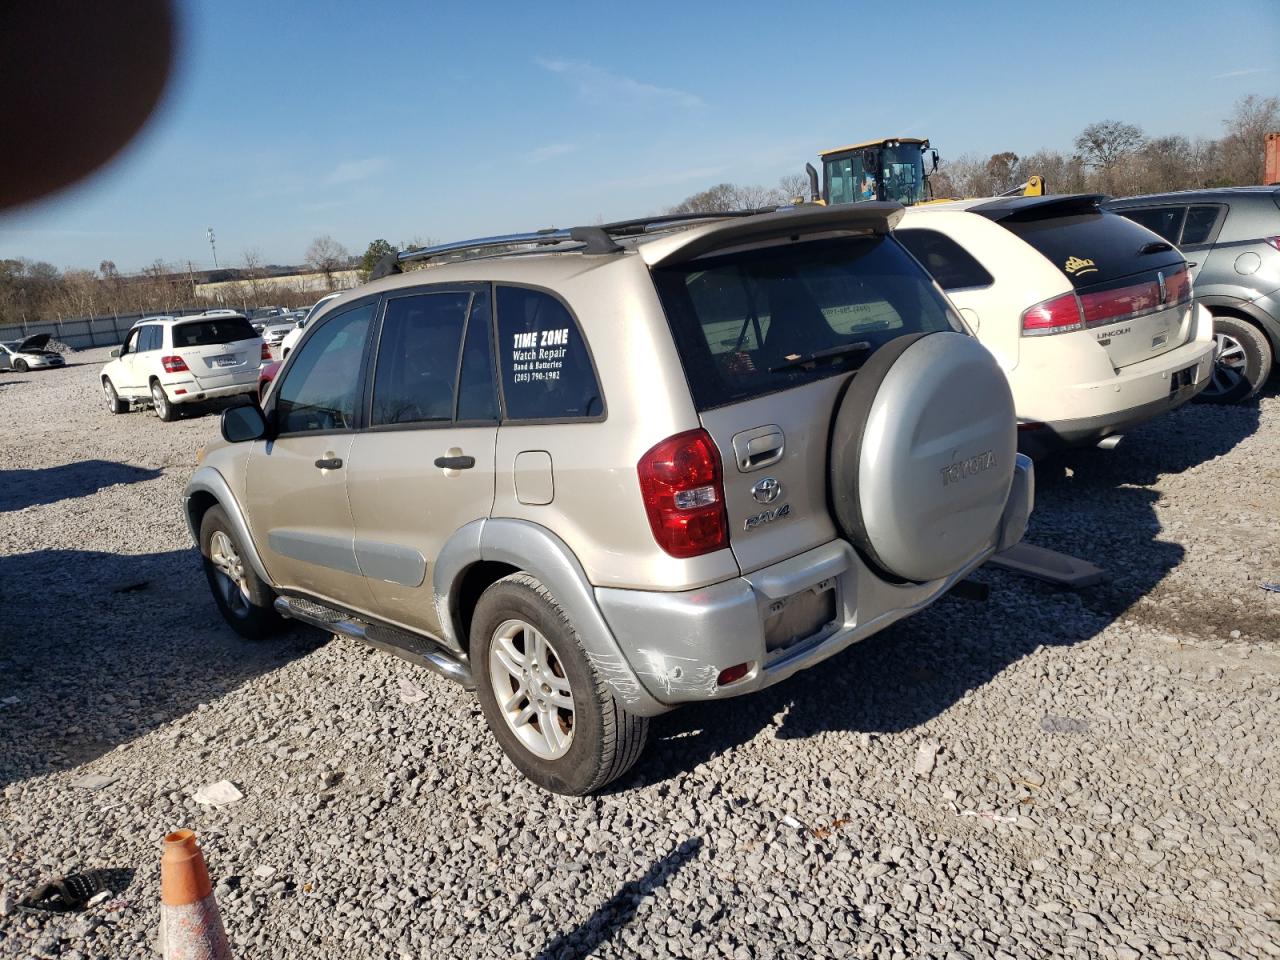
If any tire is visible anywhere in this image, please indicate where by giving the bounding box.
[14,359,28,373]
[1197,315,1272,405]
[472,573,649,795]
[150,379,178,421]
[102,378,128,414]
[198,505,281,640]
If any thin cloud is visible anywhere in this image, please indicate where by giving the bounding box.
[326,157,389,184]
[526,143,579,163]
[1210,67,1272,80]
[537,58,704,110]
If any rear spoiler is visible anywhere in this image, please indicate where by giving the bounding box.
[639,202,904,268]
[968,194,1107,223]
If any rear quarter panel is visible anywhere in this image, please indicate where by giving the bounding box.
[490,256,741,591]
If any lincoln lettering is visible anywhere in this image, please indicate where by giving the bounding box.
[940,450,996,487]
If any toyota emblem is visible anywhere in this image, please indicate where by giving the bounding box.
[751,477,782,504]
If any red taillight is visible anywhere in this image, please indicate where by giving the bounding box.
[260,342,272,361]
[1162,264,1191,305]
[637,429,728,559]
[1265,237,1280,252]
[1079,279,1160,325]
[1021,293,1084,336]
[161,355,189,373]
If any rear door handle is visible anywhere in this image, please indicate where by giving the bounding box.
[434,455,475,470]
[314,457,343,470]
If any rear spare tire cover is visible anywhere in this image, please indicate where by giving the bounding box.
[830,331,1016,583]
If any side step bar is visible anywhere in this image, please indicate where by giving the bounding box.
[274,596,474,689]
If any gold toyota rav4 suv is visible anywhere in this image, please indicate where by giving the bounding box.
[185,205,1033,795]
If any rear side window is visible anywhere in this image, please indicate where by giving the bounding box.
[895,228,994,290]
[494,286,603,421]
[275,303,374,434]
[172,317,256,347]
[1180,205,1223,245]
[653,236,960,410]
[1119,207,1185,244]
[999,211,1184,288]
[370,292,471,426]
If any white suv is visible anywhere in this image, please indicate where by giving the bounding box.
[101,313,268,421]
[279,293,340,358]
[897,195,1217,458]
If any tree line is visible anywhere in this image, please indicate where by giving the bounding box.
[2,94,1275,327]
[0,234,358,327]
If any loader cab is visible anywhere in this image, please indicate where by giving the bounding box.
[821,138,936,207]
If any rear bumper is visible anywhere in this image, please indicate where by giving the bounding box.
[1017,310,1216,458]
[594,454,1033,707]
[161,378,260,405]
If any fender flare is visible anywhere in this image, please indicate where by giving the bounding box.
[183,466,273,585]
[433,518,669,717]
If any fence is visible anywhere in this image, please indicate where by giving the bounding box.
[0,308,258,352]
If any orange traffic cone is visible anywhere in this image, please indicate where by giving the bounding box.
[160,830,232,960]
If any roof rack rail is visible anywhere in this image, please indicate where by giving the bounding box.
[371,207,788,279]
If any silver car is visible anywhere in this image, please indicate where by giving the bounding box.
[185,205,1033,794]
[0,334,66,372]
[1107,187,1280,403]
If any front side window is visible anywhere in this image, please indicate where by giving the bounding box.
[495,286,603,420]
[825,155,875,205]
[370,292,471,426]
[653,236,960,410]
[275,302,374,434]
[896,228,994,290]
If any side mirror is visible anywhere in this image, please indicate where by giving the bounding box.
[930,150,939,173]
[109,348,121,358]
[221,402,267,443]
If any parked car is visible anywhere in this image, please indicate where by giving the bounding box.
[279,293,340,358]
[1106,187,1280,403]
[185,205,1033,794]
[261,318,298,348]
[0,333,66,372]
[895,194,1216,458]
[258,359,280,402]
[101,312,269,421]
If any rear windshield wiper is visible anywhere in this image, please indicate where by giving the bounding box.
[769,340,872,373]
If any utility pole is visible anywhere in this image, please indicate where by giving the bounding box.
[206,227,218,269]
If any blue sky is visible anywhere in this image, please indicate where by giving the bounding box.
[2,0,1276,272]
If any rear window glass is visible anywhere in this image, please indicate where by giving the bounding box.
[172,317,256,347]
[896,228,994,290]
[999,212,1183,289]
[652,236,960,410]
[494,286,604,421]
[1180,205,1223,245]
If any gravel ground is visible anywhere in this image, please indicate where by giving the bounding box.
[1,347,1278,960]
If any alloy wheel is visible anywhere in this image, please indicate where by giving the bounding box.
[208,530,251,618]
[1202,331,1246,399]
[487,619,576,760]
[151,382,169,419]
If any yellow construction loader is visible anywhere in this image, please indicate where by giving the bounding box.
[803,137,1045,206]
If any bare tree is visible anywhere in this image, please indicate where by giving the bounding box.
[1074,120,1145,169]
[305,235,349,289]
[777,172,812,202]
[1221,94,1280,184]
